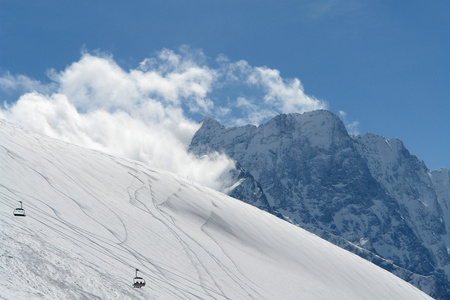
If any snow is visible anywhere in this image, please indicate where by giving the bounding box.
[0,119,431,299]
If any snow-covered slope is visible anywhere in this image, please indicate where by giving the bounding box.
[0,119,431,299]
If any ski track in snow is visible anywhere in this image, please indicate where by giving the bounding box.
[125,167,270,299]
[157,185,267,300]
[2,174,221,299]
[1,186,131,270]
[127,171,231,299]
[0,120,432,299]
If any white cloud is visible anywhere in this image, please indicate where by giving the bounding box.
[0,72,56,95]
[0,47,328,190]
[248,66,326,113]
[339,110,360,135]
[233,96,277,126]
[345,121,360,136]
[213,56,327,126]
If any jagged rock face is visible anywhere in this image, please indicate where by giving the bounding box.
[355,134,445,238]
[189,110,450,299]
[226,162,272,213]
[354,134,449,269]
[432,168,450,235]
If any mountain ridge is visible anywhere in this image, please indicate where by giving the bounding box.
[189,110,450,298]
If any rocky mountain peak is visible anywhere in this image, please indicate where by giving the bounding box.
[262,110,349,150]
[189,109,450,299]
[199,117,224,130]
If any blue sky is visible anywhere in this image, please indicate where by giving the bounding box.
[1,0,449,171]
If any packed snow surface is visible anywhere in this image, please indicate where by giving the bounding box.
[0,119,430,299]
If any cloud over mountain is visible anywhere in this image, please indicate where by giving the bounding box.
[0,47,327,189]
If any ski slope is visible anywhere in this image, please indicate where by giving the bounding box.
[0,119,431,299]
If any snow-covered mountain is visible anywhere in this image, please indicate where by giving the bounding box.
[189,110,450,299]
[0,118,432,299]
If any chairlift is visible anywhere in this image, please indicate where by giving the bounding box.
[133,268,146,288]
[13,201,26,217]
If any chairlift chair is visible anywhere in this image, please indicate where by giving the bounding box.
[13,201,26,217]
[133,268,146,288]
